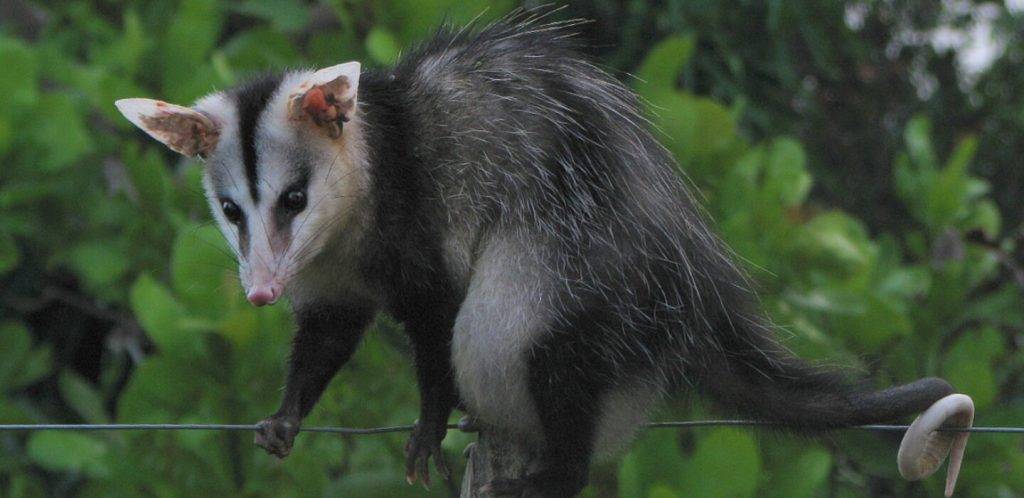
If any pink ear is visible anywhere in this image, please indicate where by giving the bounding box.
[289,77,355,139]
[115,99,221,157]
[287,62,360,139]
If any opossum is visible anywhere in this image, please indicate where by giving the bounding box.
[115,13,955,497]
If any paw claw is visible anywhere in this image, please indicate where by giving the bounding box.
[404,419,448,488]
[418,453,431,488]
[433,446,451,481]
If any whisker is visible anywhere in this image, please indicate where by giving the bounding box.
[277,153,343,277]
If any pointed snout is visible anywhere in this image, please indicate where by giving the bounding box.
[246,283,283,307]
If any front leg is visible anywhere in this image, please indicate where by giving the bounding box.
[404,318,459,486]
[255,301,375,458]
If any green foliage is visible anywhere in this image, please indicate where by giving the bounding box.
[621,35,1022,497]
[0,2,1021,498]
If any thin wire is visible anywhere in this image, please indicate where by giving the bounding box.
[0,421,1020,434]
[0,423,416,435]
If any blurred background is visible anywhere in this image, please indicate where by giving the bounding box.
[1,1,1022,497]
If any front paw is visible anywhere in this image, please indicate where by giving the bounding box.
[405,419,450,487]
[254,414,300,458]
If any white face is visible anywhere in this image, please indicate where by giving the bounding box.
[116,63,366,306]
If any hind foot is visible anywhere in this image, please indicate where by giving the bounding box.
[405,419,450,487]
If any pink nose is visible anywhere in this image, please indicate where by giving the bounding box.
[246,284,282,306]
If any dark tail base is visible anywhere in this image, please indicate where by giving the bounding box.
[700,352,954,429]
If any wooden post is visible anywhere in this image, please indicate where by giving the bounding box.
[460,429,540,497]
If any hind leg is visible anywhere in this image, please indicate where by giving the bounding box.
[404,315,460,486]
[453,238,617,496]
[483,330,606,498]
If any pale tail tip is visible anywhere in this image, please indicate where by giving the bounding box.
[897,393,974,496]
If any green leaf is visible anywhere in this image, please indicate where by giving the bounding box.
[234,0,310,32]
[837,293,911,350]
[323,469,437,497]
[644,92,736,178]
[91,9,150,77]
[27,432,110,478]
[877,266,930,298]
[0,115,11,157]
[308,31,363,67]
[926,136,978,228]
[648,485,681,498]
[170,224,236,316]
[964,199,1001,239]
[688,98,739,165]
[0,398,32,424]
[0,230,18,275]
[799,212,873,271]
[218,307,259,346]
[366,27,401,66]
[67,242,130,290]
[221,28,302,73]
[943,135,979,178]
[8,345,52,390]
[59,372,110,424]
[378,0,513,44]
[0,322,31,386]
[161,0,223,102]
[893,152,925,213]
[635,35,696,98]
[904,115,936,169]
[618,452,644,498]
[762,449,832,498]
[646,92,698,162]
[117,356,196,421]
[0,180,62,210]
[129,274,197,357]
[628,429,689,494]
[121,146,171,215]
[943,327,1002,409]
[25,94,93,172]
[0,36,39,113]
[4,474,48,498]
[763,137,811,207]
[835,432,900,479]
[679,428,761,498]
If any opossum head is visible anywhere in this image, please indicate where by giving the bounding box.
[116,62,368,306]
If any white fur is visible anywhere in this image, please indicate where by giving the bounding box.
[123,63,371,303]
[193,95,249,262]
[451,234,552,438]
[245,70,371,298]
[303,61,360,97]
[592,383,662,455]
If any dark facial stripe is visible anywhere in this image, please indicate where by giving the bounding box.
[270,166,311,254]
[237,218,251,258]
[233,73,285,203]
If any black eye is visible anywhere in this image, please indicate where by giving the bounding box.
[221,200,242,224]
[281,190,307,213]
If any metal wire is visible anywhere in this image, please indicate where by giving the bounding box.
[0,421,1020,434]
